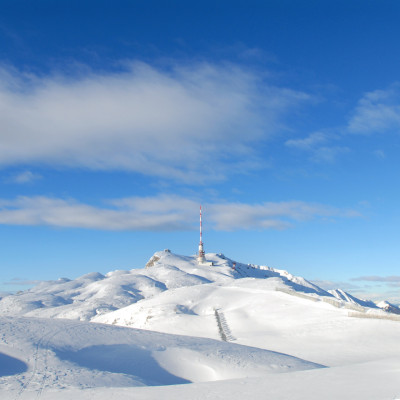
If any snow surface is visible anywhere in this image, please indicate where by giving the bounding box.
[1,250,400,399]
[0,251,341,322]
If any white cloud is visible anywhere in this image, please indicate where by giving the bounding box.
[208,201,359,230]
[8,170,42,184]
[311,278,400,305]
[348,83,400,134]
[285,132,349,163]
[0,62,309,182]
[310,279,360,291]
[310,146,350,163]
[0,195,360,231]
[3,278,42,286]
[373,149,386,159]
[342,275,400,304]
[0,195,195,231]
[285,132,328,150]
[351,275,400,283]
[346,287,400,305]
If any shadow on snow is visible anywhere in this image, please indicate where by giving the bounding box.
[0,353,28,377]
[55,344,190,386]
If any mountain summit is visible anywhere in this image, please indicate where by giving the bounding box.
[1,250,398,329]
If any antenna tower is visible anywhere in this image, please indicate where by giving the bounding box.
[198,205,206,263]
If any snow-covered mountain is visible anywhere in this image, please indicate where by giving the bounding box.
[328,288,376,308]
[1,250,389,324]
[376,300,400,315]
[2,250,400,399]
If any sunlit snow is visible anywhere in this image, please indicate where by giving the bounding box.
[1,250,400,399]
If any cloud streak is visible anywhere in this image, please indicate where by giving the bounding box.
[3,278,43,286]
[285,132,329,150]
[7,170,42,184]
[348,83,400,135]
[285,132,349,163]
[0,195,360,231]
[310,279,360,291]
[351,275,400,283]
[0,62,309,182]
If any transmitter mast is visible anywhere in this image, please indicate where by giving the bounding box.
[197,205,206,264]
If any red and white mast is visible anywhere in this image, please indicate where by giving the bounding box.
[198,205,206,263]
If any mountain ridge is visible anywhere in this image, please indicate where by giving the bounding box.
[0,250,398,324]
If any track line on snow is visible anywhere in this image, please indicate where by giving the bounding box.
[15,322,82,399]
[35,322,83,398]
[16,332,45,399]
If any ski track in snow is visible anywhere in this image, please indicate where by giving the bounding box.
[1,315,326,399]
[15,321,83,399]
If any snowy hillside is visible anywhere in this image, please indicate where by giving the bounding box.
[0,317,322,391]
[0,250,381,322]
[376,300,400,315]
[328,288,375,308]
[2,314,400,400]
[2,250,400,399]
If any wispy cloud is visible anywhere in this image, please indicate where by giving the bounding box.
[349,276,400,301]
[285,132,328,150]
[0,195,360,231]
[373,149,386,159]
[310,146,350,163]
[3,278,42,286]
[7,170,42,184]
[310,279,360,291]
[0,62,309,182]
[351,275,400,283]
[207,201,359,230]
[311,277,400,304]
[348,83,400,134]
[285,132,349,163]
[0,195,195,231]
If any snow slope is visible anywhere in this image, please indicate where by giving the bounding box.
[95,275,400,366]
[2,250,400,399]
[0,316,322,396]
[0,250,365,321]
[2,314,400,400]
[328,288,376,307]
[376,300,400,315]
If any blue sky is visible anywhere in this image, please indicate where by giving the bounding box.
[1,0,400,302]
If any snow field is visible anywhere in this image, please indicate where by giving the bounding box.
[1,250,400,399]
[0,316,322,398]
